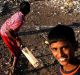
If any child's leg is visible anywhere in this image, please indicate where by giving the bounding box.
[1,35,22,57]
[8,56,17,75]
[1,35,21,74]
[12,55,21,75]
[9,56,16,74]
[12,56,20,70]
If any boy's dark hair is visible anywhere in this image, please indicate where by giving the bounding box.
[48,24,78,50]
[20,1,30,15]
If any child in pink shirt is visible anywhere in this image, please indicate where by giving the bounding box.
[0,11,24,58]
[0,1,30,74]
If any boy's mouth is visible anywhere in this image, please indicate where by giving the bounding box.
[59,57,67,62]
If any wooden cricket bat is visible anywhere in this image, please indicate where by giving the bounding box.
[21,47,40,68]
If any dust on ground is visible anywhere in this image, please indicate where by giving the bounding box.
[0,1,80,75]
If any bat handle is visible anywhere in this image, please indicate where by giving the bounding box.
[20,44,24,49]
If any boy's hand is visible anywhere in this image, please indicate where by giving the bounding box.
[15,37,22,47]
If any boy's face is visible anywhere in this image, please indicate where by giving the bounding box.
[49,41,74,66]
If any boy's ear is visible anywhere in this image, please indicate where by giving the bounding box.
[74,41,78,51]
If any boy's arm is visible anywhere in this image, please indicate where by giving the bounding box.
[6,29,22,47]
[15,36,22,47]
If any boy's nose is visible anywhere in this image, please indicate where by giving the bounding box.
[57,49,64,57]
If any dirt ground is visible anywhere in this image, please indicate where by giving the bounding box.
[0,1,80,75]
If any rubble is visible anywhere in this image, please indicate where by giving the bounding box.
[0,0,80,75]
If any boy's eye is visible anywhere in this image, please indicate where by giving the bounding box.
[63,45,69,49]
[61,45,69,51]
[50,48,57,51]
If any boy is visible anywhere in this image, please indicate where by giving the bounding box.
[48,25,80,75]
[0,1,30,72]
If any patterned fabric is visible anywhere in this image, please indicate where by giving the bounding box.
[57,65,80,75]
[1,35,22,57]
[0,11,24,36]
[0,11,24,57]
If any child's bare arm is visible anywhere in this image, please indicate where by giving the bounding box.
[6,29,22,47]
